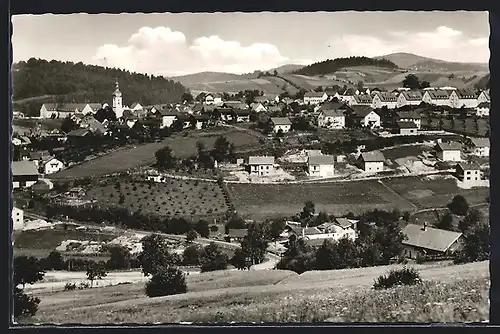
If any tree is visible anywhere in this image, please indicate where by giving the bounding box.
[182,244,203,265]
[145,266,187,297]
[357,81,364,92]
[420,81,430,89]
[402,74,421,90]
[195,219,210,238]
[155,145,177,170]
[199,242,228,272]
[212,136,234,163]
[181,92,194,103]
[273,70,278,76]
[60,116,78,134]
[268,219,287,241]
[225,213,246,234]
[86,262,107,287]
[14,288,41,319]
[300,200,315,223]
[447,195,469,216]
[241,223,270,265]
[14,256,45,289]
[454,220,489,264]
[139,234,178,276]
[315,237,359,270]
[94,106,117,123]
[436,212,454,231]
[458,208,483,234]
[45,250,66,270]
[106,245,131,270]
[230,247,251,270]
[186,229,198,243]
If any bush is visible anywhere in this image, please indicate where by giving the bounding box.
[145,266,187,297]
[14,288,40,319]
[373,267,422,290]
[64,282,77,291]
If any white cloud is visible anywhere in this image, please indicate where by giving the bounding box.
[92,26,289,76]
[327,26,489,63]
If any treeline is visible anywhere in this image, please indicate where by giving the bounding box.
[13,58,188,115]
[293,56,398,76]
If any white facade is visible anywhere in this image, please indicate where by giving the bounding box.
[13,180,37,189]
[437,150,461,162]
[252,103,267,113]
[161,115,177,129]
[473,146,490,157]
[113,82,124,119]
[449,91,478,109]
[362,111,381,128]
[363,161,383,173]
[477,91,490,104]
[396,92,422,108]
[126,119,137,128]
[422,91,452,107]
[304,92,328,105]
[12,207,24,231]
[308,163,334,178]
[304,228,357,242]
[371,94,398,109]
[43,158,64,175]
[317,112,345,129]
[130,103,143,111]
[273,124,291,133]
[476,104,490,117]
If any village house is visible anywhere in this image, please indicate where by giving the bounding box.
[348,94,373,107]
[193,114,211,130]
[372,92,398,109]
[248,156,275,176]
[350,106,381,128]
[315,220,358,241]
[251,102,267,113]
[324,90,341,101]
[358,150,385,173]
[12,207,24,231]
[130,102,144,111]
[254,95,272,104]
[396,110,422,129]
[477,90,490,104]
[205,93,223,105]
[396,121,418,135]
[12,160,39,189]
[317,109,345,129]
[304,92,329,105]
[38,156,64,175]
[11,136,31,147]
[66,129,93,144]
[39,103,103,119]
[226,228,248,243]
[469,137,490,157]
[222,101,249,110]
[270,117,292,133]
[476,102,490,117]
[422,90,453,107]
[402,223,464,259]
[307,154,335,178]
[450,89,479,109]
[455,162,481,183]
[435,141,462,162]
[234,109,251,123]
[159,110,180,129]
[396,90,423,108]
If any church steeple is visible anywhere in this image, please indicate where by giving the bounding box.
[112,78,123,118]
[113,78,122,97]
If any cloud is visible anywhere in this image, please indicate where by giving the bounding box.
[92,26,289,76]
[327,26,489,63]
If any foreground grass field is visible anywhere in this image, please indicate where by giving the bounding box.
[227,179,417,220]
[50,128,260,179]
[24,261,488,324]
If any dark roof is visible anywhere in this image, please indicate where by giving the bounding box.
[396,111,421,119]
[477,102,490,108]
[321,110,344,117]
[304,92,327,98]
[234,109,251,116]
[271,117,292,125]
[291,226,323,236]
[397,121,418,129]
[308,155,335,165]
[455,89,478,99]
[375,92,398,102]
[351,105,376,118]
[426,90,452,100]
[228,228,247,238]
[469,137,490,148]
[42,103,100,112]
[12,161,38,176]
[402,223,463,253]
[435,141,461,151]
[67,129,91,137]
[353,95,373,104]
[335,218,357,229]
[400,90,423,101]
[360,150,385,162]
[318,101,348,112]
[456,162,481,171]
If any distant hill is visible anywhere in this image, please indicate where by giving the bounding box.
[374,52,489,72]
[169,71,243,85]
[12,58,188,116]
[263,64,305,75]
[293,56,398,76]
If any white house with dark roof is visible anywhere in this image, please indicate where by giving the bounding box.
[435,141,462,162]
[372,92,398,109]
[396,110,422,129]
[159,110,180,129]
[304,92,328,105]
[359,151,385,173]
[469,137,490,157]
[39,103,102,119]
[351,106,381,128]
[248,156,275,176]
[476,102,490,117]
[396,90,423,108]
[396,121,418,135]
[348,94,373,107]
[12,161,39,189]
[449,89,479,109]
[130,102,144,111]
[307,155,335,178]
[251,102,267,113]
[455,162,481,184]
[402,223,464,259]
[317,110,345,129]
[477,90,490,104]
[422,90,453,107]
[270,117,292,133]
[39,156,64,175]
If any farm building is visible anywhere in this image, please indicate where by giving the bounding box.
[248,156,275,176]
[307,154,335,178]
[304,92,328,105]
[317,218,358,235]
[270,117,292,133]
[39,103,102,119]
[204,93,223,105]
[455,162,481,183]
[396,90,423,108]
[435,141,462,162]
[12,161,39,189]
[476,102,490,117]
[477,90,490,104]
[358,151,385,173]
[251,102,267,113]
[469,137,490,157]
[396,110,422,129]
[223,101,249,110]
[401,223,464,260]
[234,109,251,123]
[348,94,373,107]
[450,89,479,109]
[226,228,248,242]
[39,156,64,175]
[422,90,453,107]
[317,110,345,129]
[396,121,418,135]
[371,92,398,109]
[12,207,24,231]
[350,106,381,128]
[130,102,144,111]
[193,114,211,129]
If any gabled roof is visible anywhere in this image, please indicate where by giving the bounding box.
[400,90,423,101]
[456,161,481,171]
[228,228,247,238]
[360,150,385,162]
[375,92,398,102]
[321,110,345,117]
[267,106,282,113]
[469,137,490,148]
[291,226,323,236]
[335,218,357,229]
[426,90,452,100]
[308,155,335,165]
[270,117,292,126]
[304,91,327,98]
[455,89,478,99]
[12,161,38,176]
[353,95,373,104]
[480,91,490,101]
[248,156,275,165]
[435,141,461,151]
[251,103,267,111]
[67,129,91,137]
[351,105,376,118]
[396,121,418,129]
[223,101,248,110]
[477,102,490,108]
[234,109,251,116]
[130,102,142,109]
[402,223,463,253]
[318,101,348,112]
[396,111,421,120]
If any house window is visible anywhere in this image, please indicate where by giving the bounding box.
[466,177,471,180]
[466,171,471,175]
[266,166,269,170]
[19,181,26,187]
[260,166,263,170]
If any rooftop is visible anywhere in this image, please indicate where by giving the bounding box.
[360,150,385,162]
[436,141,462,151]
[12,161,38,176]
[227,228,248,238]
[477,102,490,108]
[304,91,327,98]
[248,156,275,165]
[470,137,490,148]
[308,155,335,165]
[397,121,418,129]
[401,90,423,100]
[351,105,376,118]
[456,161,481,171]
[402,223,463,253]
[271,117,292,125]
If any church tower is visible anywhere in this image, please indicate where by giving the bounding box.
[112,79,124,118]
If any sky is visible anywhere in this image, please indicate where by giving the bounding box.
[12,11,490,77]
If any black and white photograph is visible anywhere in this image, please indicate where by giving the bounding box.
[10,11,491,324]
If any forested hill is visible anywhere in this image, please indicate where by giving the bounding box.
[293,56,398,76]
[12,58,188,107]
